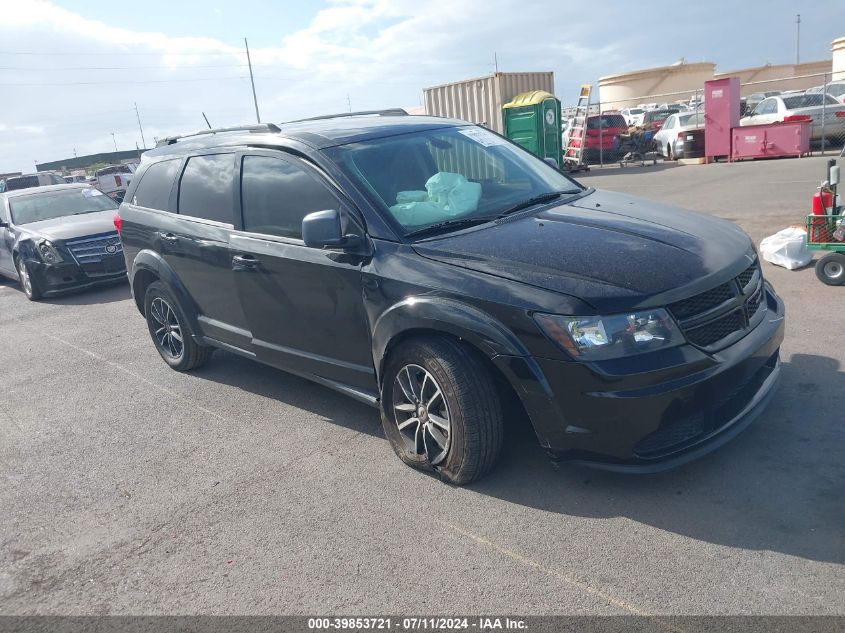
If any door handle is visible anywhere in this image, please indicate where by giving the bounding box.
[159,232,179,244]
[232,254,259,270]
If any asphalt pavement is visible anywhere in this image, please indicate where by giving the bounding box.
[1,155,843,616]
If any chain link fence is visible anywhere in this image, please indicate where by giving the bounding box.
[562,72,845,167]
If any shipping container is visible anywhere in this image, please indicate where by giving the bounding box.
[423,72,555,134]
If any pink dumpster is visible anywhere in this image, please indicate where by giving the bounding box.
[731,120,810,161]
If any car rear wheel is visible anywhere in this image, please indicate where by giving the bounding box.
[815,253,845,286]
[381,336,504,485]
[667,143,673,160]
[15,256,42,301]
[144,281,213,371]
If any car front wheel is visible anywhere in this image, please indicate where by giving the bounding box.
[144,281,213,371]
[381,336,504,485]
[16,256,42,301]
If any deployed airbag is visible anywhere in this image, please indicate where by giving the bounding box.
[390,172,482,227]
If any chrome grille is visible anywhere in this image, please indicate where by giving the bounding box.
[64,232,123,264]
[668,259,764,351]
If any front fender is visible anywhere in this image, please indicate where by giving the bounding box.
[371,296,565,451]
[371,296,530,381]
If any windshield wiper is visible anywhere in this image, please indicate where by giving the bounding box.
[405,215,498,239]
[496,190,576,218]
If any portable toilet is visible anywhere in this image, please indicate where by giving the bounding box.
[502,90,562,166]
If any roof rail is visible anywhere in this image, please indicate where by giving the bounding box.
[155,123,281,147]
[286,108,408,124]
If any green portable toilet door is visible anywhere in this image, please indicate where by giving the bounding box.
[504,106,541,157]
[541,98,562,167]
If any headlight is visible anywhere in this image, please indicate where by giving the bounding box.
[533,309,685,361]
[38,240,64,264]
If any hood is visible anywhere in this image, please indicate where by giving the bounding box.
[412,189,753,313]
[17,210,118,242]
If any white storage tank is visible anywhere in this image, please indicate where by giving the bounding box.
[833,36,845,82]
[598,62,715,110]
[424,72,555,135]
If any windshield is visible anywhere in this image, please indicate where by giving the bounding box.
[645,110,677,123]
[679,113,704,127]
[587,115,627,129]
[328,126,582,235]
[9,187,118,224]
[629,108,644,115]
[782,94,839,109]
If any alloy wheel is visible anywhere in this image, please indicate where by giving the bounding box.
[392,364,451,465]
[17,259,32,297]
[150,297,184,360]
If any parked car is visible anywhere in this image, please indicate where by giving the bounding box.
[563,113,629,162]
[740,93,845,142]
[653,112,705,159]
[116,115,785,484]
[0,184,126,300]
[641,108,679,133]
[621,107,645,127]
[94,164,136,202]
[806,81,845,104]
[0,172,66,193]
[744,91,781,115]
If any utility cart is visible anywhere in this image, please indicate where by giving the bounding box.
[807,159,844,286]
[807,215,845,285]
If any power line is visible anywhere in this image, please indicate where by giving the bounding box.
[0,76,249,86]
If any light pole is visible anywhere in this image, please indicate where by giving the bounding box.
[111,133,118,152]
[796,14,801,65]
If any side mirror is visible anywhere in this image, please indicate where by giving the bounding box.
[543,157,560,169]
[302,209,361,249]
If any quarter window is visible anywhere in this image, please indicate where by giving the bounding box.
[178,154,235,224]
[240,155,338,240]
[133,159,181,211]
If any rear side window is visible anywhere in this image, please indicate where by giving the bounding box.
[178,154,234,224]
[6,176,39,191]
[133,159,181,211]
[240,155,337,240]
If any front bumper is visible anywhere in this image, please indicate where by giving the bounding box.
[26,255,127,296]
[494,284,785,472]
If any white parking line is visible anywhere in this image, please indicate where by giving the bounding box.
[15,318,227,423]
[439,519,686,631]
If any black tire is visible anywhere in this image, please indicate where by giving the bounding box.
[380,336,504,485]
[815,253,845,286]
[667,143,673,160]
[144,281,213,370]
[15,255,42,301]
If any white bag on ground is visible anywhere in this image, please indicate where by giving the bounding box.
[759,227,813,270]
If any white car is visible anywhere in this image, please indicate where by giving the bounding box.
[806,81,845,105]
[740,93,845,141]
[620,107,645,127]
[653,112,705,159]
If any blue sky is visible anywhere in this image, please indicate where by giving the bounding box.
[0,0,842,173]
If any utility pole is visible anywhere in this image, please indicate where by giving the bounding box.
[796,14,801,65]
[134,102,147,149]
[73,148,77,158]
[346,94,352,112]
[494,51,499,74]
[111,132,117,152]
[244,37,261,124]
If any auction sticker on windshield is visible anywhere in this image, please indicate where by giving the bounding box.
[457,127,506,147]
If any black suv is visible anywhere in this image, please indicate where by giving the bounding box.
[117,112,785,484]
